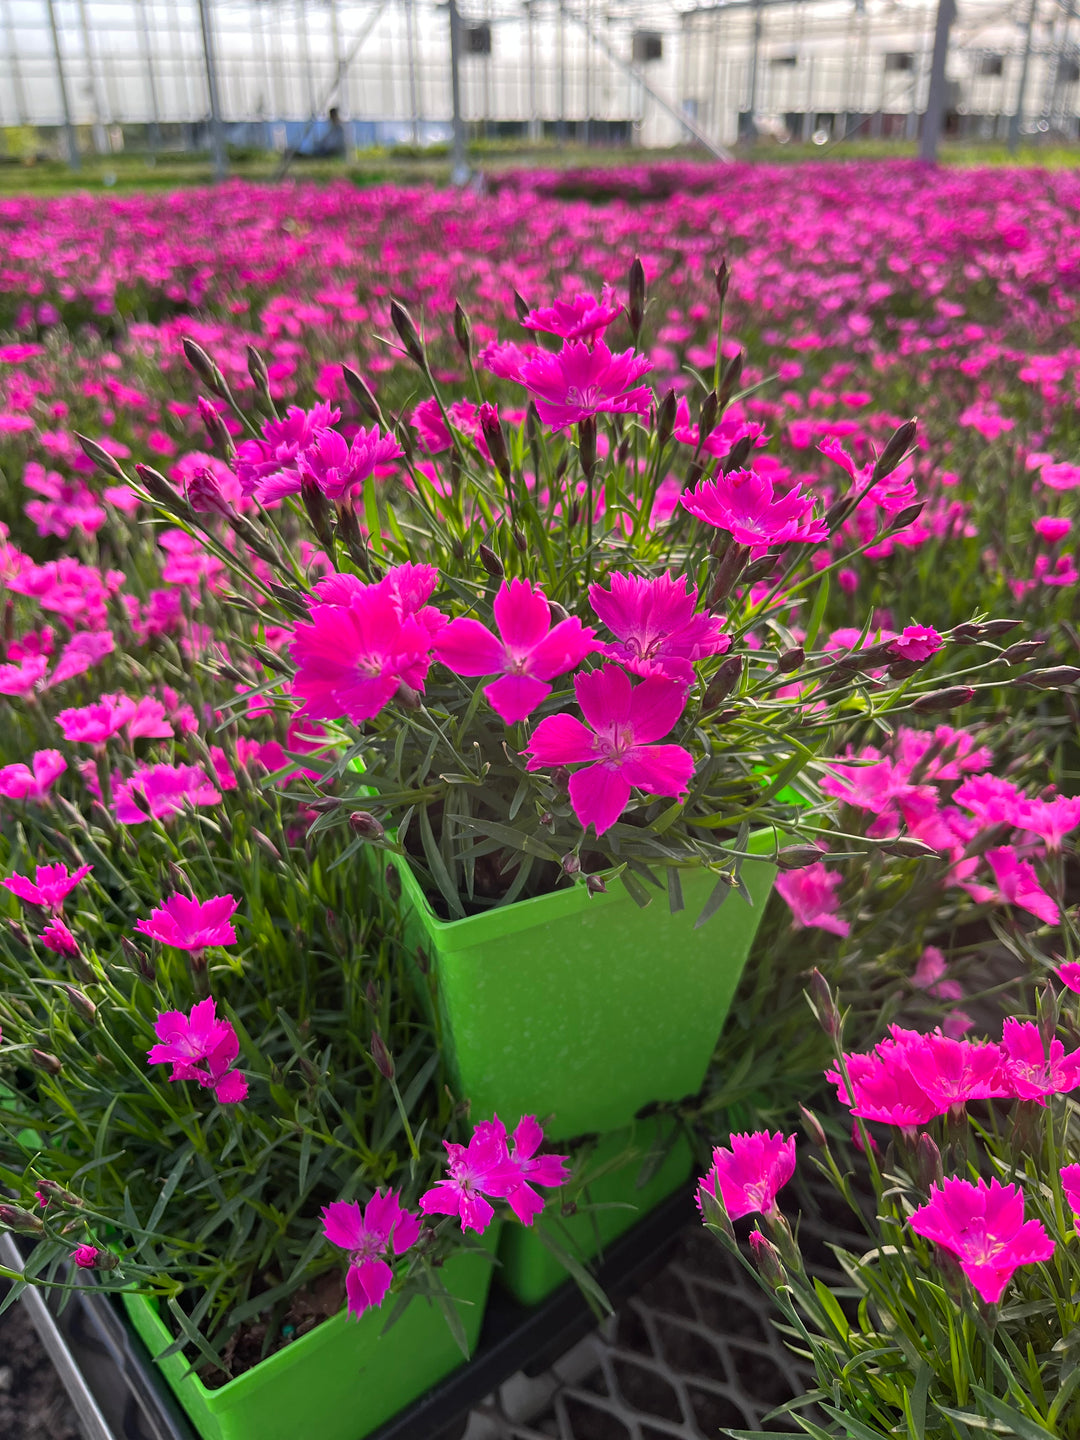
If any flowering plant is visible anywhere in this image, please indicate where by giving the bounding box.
[111,264,1008,924]
[700,966,1080,1438]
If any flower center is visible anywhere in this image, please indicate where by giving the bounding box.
[565,385,601,410]
[598,724,635,763]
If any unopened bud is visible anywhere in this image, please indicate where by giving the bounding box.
[479,402,511,482]
[698,390,719,443]
[452,300,473,360]
[807,968,840,1039]
[748,1227,785,1289]
[777,845,824,870]
[1000,640,1045,665]
[578,414,597,482]
[349,811,385,841]
[585,873,607,896]
[36,1179,82,1206]
[717,349,743,411]
[134,463,191,518]
[0,1204,44,1234]
[121,935,155,983]
[389,298,426,368]
[76,433,126,482]
[628,257,646,340]
[251,829,282,863]
[301,475,335,552]
[562,852,582,876]
[187,463,233,517]
[915,1132,943,1194]
[709,542,751,605]
[513,290,530,324]
[478,543,503,579]
[799,1105,827,1148]
[713,258,730,305]
[1016,666,1080,691]
[7,919,29,947]
[912,686,975,713]
[370,1030,395,1080]
[31,1048,62,1075]
[697,1176,734,1240]
[342,366,382,424]
[655,389,677,450]
[1039,982,1060,1052]
[889,501,924,532]
[182,338,228,397]
[246,344,271,396]
[548,599,570,623]
[196,398,236,463]
[513,526,527,553]
[871,419,917,481]
[702,654,743,713]
[777,646,804,674]
[742,552,778,586]
[62,985,97,1025]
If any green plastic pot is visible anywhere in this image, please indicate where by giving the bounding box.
[121,1237,498,1440]
[496,1115,694,1306]
[377,828,780,1141]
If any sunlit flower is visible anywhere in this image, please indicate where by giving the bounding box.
[147,997,248,1104]
[909,1177,1053,1304]
[588,572,729,684]
[696,1131,796,1221]
[321,1192,422,1319]
[3,862,92,913]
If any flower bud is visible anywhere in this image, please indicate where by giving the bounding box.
[714,257,730,305]
[197,398,236,464]
[562,853,582,877]
[889,501,924,532]
[912,686,975,714]
[370,1030,395,1080]
[75,433,126,482]
[698,390,719,444]
[585,873,607,896]
[748,1227,785,1289]
[478,543,503,579]
[342,366,382,424]
[798,1105,827,1148]
[349,811,385,841]
[871,418,917,481]
[807,968,840,1039]
[63,985,97,1025]
[513,290,531,324]
[182,338,228,397]
[697,1176,735,1241]
[121,935,155,983]
[1000,640,1045,665]
[7,918,29,947]
[135,464,191,519]
[1015,666,1080,691]
[251,829,282,863]
[31,1049,62,1075]
[915,1132,943,1194]
[628,257,646,340]
[888,659,921,680]
[452,301,473,360]
[187,464,233,517]
[578,414,597,482]
[479,401,511,483]
[513,527,527,553]
[655,389,677,450]
[742,552,778,586]
[717,349,743,411]
[777,846,824,870]
[1039,983,1060,1052]
[301,475,335,553]
[390,299,426,369]
[777,646,804,674]
[0,1204,44,1234]
[37,1179,82,1206]
[702,654,743,713]
[709,542,751,605]
[246,344,271,397]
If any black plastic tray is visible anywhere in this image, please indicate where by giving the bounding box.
[6,1189,695,1440]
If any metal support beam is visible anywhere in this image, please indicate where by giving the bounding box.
[1,0,29,124]
[563,4,733,159]
[919,0,956,162]
[135,0,162,152]
[448,0,468,183]
[196,0,227,179]
[1009,0,1039,151]
[45,0,80,168]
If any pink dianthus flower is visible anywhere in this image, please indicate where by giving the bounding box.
[588,572,729,685]
[321,1192,422,1319]
[3,862,92,913]
[517,340,653,430]
[909,1177,1053,1304]
[147,997,248,1104]
[135,893,238,953]
[680,469,826,547]
[696,1131,796,1221]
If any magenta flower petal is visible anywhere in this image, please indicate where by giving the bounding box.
[321,1200,367,1252]
[568,764,632,836]
[345,1258,393,1318]
[626,675,689,745]
[484,673,552,725]
[909,1176,1054,1304]
[575,665,632,731]
[697,1132,796,1221]
[621,744,695,797]
[363,1189,402,1247]
[527,618,598,682]
[392,1209,423,1255]
[417,1182,464,1219]
[493,578,552,653]
[524,714,597,767]
[433,617,506,677]
[505,1182,545,1226]
[1061,1164,1080,1220]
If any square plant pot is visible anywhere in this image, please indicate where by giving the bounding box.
[121,1236,498,1440]
[377,829,780,1140]
[496,1114,694,1306]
